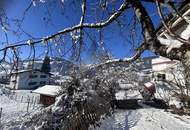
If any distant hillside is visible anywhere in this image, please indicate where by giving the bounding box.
[21,58,77,76]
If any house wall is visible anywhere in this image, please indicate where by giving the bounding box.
[152,57,185,85]
[0,74,9,84]
[10,71,50,90]
[10,74,18,89]
[40,95,55,107]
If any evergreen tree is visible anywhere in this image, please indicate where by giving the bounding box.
[41,56,51,73]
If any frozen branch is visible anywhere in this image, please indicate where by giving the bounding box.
[0,1,129,58]
[95,42,147,68]
[130,0,155,47]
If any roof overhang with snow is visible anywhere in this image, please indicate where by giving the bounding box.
[11,69,53,75]
[32,85,63,97]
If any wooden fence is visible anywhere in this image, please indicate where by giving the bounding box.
[0,107,2,125]
[7,93,40,112]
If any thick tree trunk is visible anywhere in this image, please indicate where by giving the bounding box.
[130,0,190,96]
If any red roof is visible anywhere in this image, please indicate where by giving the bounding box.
[144,82,156,94]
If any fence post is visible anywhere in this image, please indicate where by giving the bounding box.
[31,96,34,105]
[27,98,30,112]
[124,115,129,130]
[15,94,17,101]
[0,108,2,125]
[21,96,23,103]
[33,97,36,109]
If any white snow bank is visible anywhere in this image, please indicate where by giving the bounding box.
[115,90,142,100]
[0,95,40,124]
[91,107,190,130]
[169,98,184,109]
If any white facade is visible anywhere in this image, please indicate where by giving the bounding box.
[10,70,51,90]
[152,57,176,71]
[152,56,184,85]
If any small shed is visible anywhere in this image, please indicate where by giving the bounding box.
[140,82,156,101]
[144,82,156,94]
[32,85,62,107]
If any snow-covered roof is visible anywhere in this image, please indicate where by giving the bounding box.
[144,82,156,94]
[144,82,154,88]
[32,85,62,97]
[11,69,52,75]
[152,56,177,65]
[115,90,142,100]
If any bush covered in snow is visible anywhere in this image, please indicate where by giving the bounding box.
[2,75,116,130]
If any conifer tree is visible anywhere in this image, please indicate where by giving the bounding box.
[41,56,51,73]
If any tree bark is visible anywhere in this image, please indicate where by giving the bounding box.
[131,0,190,96]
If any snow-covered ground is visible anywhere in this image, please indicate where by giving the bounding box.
[0,95,29,124]
[91,105,190,130]
[115,90,142,100]
[1,80,190,130]
[95,81,190,130]
[0,88,41,125]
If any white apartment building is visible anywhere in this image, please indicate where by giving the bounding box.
[9,69,51,90]
[152,56,184,85]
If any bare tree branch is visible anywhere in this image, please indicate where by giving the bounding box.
[0,1,129,61]
[155,0,190,45]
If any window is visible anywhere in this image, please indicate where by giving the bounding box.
[28,82,37,85]
[12,80,16,83]
[40,75,47,78]
[40,81,46,85]
[29,75,38,78]
[157,74,166,80]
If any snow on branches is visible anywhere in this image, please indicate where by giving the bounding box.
[158,16,190,54]
[32,0,64,6]
[70,30,81,43]
[26,39,33,45]
[157,34,183,54]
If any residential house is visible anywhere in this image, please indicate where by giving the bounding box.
[9,69,51,90]
[135,56,158,84]
[152,56,184,85]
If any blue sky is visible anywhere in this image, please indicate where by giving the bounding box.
[0,0,162,63]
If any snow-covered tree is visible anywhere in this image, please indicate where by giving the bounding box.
[1,0,190,129]
[41,56,51,73]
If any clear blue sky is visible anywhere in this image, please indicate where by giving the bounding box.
[0,0,161,63]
